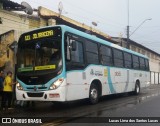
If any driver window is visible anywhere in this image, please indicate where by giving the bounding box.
[71,40,84,63]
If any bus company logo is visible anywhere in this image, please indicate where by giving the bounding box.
[95,71,103,76]
[115,71,121,76]
[2,118,11,123]
[34,86,37,91]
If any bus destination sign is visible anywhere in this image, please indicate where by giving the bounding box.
[24,30,54,41]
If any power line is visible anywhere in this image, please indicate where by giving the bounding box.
[62,1,126,27]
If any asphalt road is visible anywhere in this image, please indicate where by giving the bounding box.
[1,84,160,126]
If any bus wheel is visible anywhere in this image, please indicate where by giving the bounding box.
[134,81,140,95]
[89,83,99,104]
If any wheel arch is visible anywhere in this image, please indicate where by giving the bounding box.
[134,79,141,95]
[136,79,140,87]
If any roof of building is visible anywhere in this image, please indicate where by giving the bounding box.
[0,30,14,43]
[112,37,160,57]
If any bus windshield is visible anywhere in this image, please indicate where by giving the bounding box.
[16,27,62,85]
[17,38,62,75]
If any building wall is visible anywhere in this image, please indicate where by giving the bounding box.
[0,9,47,39]
[28,17,47,29]
[0,10,29,40]
[149,58,160,72]
[0,9,47,73]
[0,30,14,67]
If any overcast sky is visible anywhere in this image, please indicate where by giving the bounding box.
[12,0,160,54]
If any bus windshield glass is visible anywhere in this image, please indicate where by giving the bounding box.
[17,27,62,76]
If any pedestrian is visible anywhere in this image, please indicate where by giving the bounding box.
[1,71,16,110]
[0,71,4,97]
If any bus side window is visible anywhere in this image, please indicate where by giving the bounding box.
[145,59,149,71]
[99,45,113,66]
[113,49,124,67]
[65,34,84,63]
[65,35,71,61]
[133,55,140,70]
[140,57,145,70]
[70,40,84,63]
[124,52,132,68]
[85,40,99,64]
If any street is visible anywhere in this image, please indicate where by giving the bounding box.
[1,84,160,126]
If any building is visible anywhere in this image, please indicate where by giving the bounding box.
[0,0,47,73]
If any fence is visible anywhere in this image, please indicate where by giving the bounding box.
[150,71,160,84]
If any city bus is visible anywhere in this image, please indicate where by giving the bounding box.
[16,25,150,104]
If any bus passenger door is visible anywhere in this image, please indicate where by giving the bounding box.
[65,35,86,101]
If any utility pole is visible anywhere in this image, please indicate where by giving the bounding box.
[127,25,130,49]
[126,0,151,49]
[127,0,130,49]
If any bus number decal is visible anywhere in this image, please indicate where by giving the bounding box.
[115,71,121,76]
[25,35,31,41]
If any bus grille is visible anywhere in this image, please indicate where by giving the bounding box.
[27,92,44,97]
[27,87,47,90]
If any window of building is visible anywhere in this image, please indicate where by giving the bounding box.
[151,54,155,59]
[122,42,127,48]
[131,45,136,51]
[142,50,146,55]
[147,52,150,58]
[138,48,141,53]
[155,55,158,60]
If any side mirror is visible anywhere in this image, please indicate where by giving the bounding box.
[71,41,77,51]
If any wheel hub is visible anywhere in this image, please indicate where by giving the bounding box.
[137,85,140,93]
[91,89,98,99]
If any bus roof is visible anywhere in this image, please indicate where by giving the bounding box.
[20,25,148,59]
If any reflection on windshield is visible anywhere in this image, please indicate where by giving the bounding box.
[17,38,62,72]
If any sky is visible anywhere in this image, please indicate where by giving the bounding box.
[12,0,160,54]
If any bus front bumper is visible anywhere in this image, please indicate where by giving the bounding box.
[16,87,66,101]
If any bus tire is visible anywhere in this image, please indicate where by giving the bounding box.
[134,81,140,95]
[89,83,99,104]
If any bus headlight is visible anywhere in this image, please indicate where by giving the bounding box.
[50,78,64,90]
[16,83,23,90]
